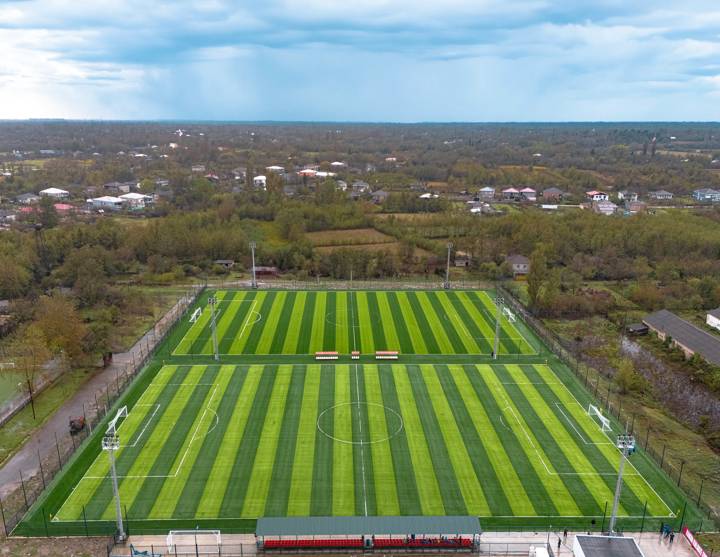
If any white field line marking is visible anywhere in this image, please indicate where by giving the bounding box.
[122,404,161,448]
[355,364,368,516]
[350,291,357,352]
[554,403,614,446]
[173,299,254,355]
[444,307,538,356]
[540,364,675,515]
[478,291,538,355]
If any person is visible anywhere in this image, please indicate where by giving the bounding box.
[669,532,675,545]
[563,529,568,543]
[558,538,562,552]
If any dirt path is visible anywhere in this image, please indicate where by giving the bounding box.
[0,292,196,499]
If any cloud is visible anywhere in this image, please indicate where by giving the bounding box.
[0,0,718,119]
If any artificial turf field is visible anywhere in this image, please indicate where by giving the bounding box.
[17,289,700,535]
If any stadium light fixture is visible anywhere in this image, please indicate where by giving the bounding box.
[608,433,635,533]
[249,241,258,289]
[102,432,125,541]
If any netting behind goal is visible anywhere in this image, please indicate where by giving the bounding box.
[167,530,221,554]
[588,404,611,432]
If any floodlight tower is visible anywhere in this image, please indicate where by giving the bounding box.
[249,241,258,289]
[608,433,635,534]
[444,242,453,289]
[493,295,504,360]
[102,432,125,541]
[209,296,220,362]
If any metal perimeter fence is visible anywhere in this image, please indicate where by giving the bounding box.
[202,277,493,291]
[497,285,720,532]
[0,284,206,537]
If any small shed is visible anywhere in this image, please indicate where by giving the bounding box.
[573,535,645,557]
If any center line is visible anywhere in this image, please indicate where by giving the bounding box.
[355,364,368,516]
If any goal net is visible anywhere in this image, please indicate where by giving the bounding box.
[502,307,517,323]
[189,307,202,323]
[588,404,611,432]
[167,530,221,554]
[106,406,128,435]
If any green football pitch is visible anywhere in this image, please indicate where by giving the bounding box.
[172,290,536,355]
[16,289,699,535]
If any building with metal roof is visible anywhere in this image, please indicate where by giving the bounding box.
[256,516,481,537]
[643,309,720,365]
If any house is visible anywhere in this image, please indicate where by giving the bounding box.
[501,187,521,201]
[478,186,495,200]
[593,200,618,216]
[53,203,74,214]
[586,190,609,202]
[626,323,649,336]
[119,192,153,209]
[330,161,346,168]
[298,169,317,178]
[707,308,720,332]
[336,180,348,192]
[204,173,220,183]
[454,251,471,267]
[519,187,536,201]
[351,181,370,194]
[213,259,235,270]
[315,171,336,178]
[16,193,40,204]
[644,309,720,366]
[371,190,389,204]
[191,164,206,173]
[693,188,720,203]
[648,190,673,201]
[617,191,638,202]
[625,201,647,214]
[253,175,267,190]
[542,187,564,201]
[104,181,137,194]
[266,165,285,174]
[419,192,439,199]
[88,196,123,211]
[506,254,530,276]
[39,187,69,199]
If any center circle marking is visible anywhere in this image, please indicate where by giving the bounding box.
[316,402,404,445]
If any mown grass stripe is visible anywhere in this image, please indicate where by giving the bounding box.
[406,291,446,353]
[470,292,520,354]
[349,291,362,352]
[333,365,355,515]
[385,292,418,353]
[377,365,422,515]
[434,364,512,515]
[494,365,606,515]
[323,292,338,351]
[171,366,247,518]
[361,292,386,351]
[392,364,444,515]
[235,292,277,354]
[268,292,298,354]
[214,292,253,354]
[310,364,335,515]
[406,365,467,515]
[440,291,488,353]
[363,365,400,515]
[287,365,321,516]
[374,292,400,351]
[422,292,469,353]
[350,365,376,515]
[218,365,279,516]
[295,292,317,354]
[263,365,306,516]
[195,365,264,518]
[396,293,430,353]
[191,291,236,354]
[281,292,307,354]
[309,292,327,353]
[463,365,563,516]
[478,291,535,355]
[125,367,217,518]
[334,291,349,354]
[242,365,294,517]
[453,292,496,353]
[255,291,289,353]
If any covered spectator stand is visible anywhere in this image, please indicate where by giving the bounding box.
[257,516,481,552]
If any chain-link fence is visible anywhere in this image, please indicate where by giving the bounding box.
[497,285,719,532]
[0,284,205,537]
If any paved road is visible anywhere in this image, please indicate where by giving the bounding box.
[0,292,195,499]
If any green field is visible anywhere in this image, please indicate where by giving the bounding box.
[15,289,702,535]
[173,290,535,356]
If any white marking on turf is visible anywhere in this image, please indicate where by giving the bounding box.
[554,402,613,446]
[355,364,368,516]
[122,404,161,448]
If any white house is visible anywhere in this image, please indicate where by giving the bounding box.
[617,191,638,202]
[586,190,609,202]
[707,308,720,332]
[88,195,123,210]
[330,161,346,168]
[266,165,285,173]
[253,175,267,189]
[593,200,618,216]
[315,171,337,178]
[119,192,153,209]
[39,187,69,199]
[478,186,495,200]
[519,187,536,201]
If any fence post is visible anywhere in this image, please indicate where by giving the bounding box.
[42,506,49,536]
[645,428,651,449]
[678,460,685,487]
[0,494,7,536]
[38,449,45,489]
[55,431,62,466]
[600,501,608,533]
[19,470,28,508]
[83,505,89,537]
[697,478,704,507]
[660,444,666,469]
[640,501,647,533]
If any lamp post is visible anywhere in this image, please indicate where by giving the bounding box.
[444,242,453,289]
[493,295,504,360]
[209,296,219,362]
[102,432,125,541]
[249,241,257,289]
[608,433,635,534]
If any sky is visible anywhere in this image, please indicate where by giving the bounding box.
[1,0,719,121]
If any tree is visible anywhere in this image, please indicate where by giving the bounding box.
[8,324,51,419]
[614,358,645,395]
[527,247,548,311]
[38,196,59,228]
[34,294,89,364]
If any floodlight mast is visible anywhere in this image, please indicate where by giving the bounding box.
[608,433,635,534]
[209,296,219,362]
[102,433,125,541]
[444,242,453,289]
[493,295,504,360]
[249,241,258,289]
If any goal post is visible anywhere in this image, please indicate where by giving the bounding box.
[106,406,128,435]
[189,307,202,323]
[588,404,611,432]
[167,530,221,553]
[502,307,517,323]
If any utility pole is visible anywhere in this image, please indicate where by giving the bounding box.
[209,296,219,362]
[249,241,258,289]
[444,242,453,289]
[102,432,125,541]
[609,433,635,534]
[493,295,504,360]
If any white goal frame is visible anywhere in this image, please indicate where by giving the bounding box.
[588,404,611,432]
[189,307,202,323]
[167,530,221,552]
[106,406,128,435]
[502,307,517,323]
